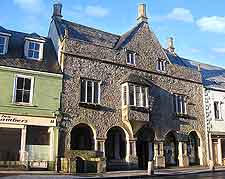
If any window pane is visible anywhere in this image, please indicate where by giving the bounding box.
[34,51,39,59]
[214,102,219,119]
[181,96,185,113]
[29,42,35,49]
[16,77,24,89]
[35,43,40,50]
[0,45,4,54]
[28,50,33,58]
[24,78,31,90]
[94,82,99,104]
[23,91,30,103]
[80,80,86,102]
[136,86,141,106]
[0,37,4,44]
[142,87,147,107]
[129,85,134,105]
[177,96,181,113]
[173,95,177,112]
[87,81,92,103]
[123,86,127,105]
[15,90,23,102]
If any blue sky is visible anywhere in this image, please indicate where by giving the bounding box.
[1,0,225,68]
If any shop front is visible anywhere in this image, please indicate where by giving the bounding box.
[0,114,58,170]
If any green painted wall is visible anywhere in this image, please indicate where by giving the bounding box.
[0,67,62,117]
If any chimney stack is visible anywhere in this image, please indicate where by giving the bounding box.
[167,37,175,53]
[137,4,148,23]
[52,1,63,19]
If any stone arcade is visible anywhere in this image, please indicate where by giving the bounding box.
[48,2,207,173]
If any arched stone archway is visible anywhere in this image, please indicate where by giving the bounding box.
[188,131,200,165]
[164,131,178,166]
[135,127,155,169]
[70,123,95,150]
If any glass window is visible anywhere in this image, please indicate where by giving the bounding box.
[157,60,166,72]
[173,94,186,114]
[80,79,100,104]
[27,41,40,60]
[127,52,136,65]
[15,76,33,104]
[0,36,6,54]
[214,101,220,119]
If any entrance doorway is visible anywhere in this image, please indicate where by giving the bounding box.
[188,131,200,165]
[164,132,178,166]
[136,127,154,169]
[0,128,21,161]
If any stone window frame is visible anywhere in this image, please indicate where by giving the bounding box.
[156,59,166,72]
[213,101,223,120]
[80,78,101,105]
[173,93,187,115]
[122,82,148,108]
[0,32,11,55]
[24,38,45,61]
[12,74,34,105]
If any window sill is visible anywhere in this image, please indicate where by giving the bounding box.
[79,102,103,110]
[125,105,149,113]
[156,69,166,73]
[12,102,37,107]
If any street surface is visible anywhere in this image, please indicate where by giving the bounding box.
[1,171,225,179]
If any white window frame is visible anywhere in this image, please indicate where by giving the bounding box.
[173,94,187,114]
[12,74,34,105]
[0,35,9,55]
[122,83,148,108]
[24,40,44,60]
[80,79,101,104]
[156,60,166,72]
[127,52,136,65]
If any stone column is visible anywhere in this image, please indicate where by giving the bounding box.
[96,139,105,157]
[20,125,27,162]
[154,141,165,168]
[148,143,153,161]
[218,138,223,165]
[49,127,55,161]
[126,139,130,162]
[178,142,189,167]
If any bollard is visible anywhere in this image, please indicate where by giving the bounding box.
[147,161,154,175]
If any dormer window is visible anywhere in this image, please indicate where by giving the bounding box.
[156,59,166,72]
[24,37,44,60]
[0,33,10,55]
[127,52,136,65]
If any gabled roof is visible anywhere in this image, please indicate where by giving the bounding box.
[0,26,61,74]
[165,49,225,90]
[54,19,120,48]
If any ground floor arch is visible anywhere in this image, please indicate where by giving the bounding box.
[188,131,200,165]
[164,131,178,166]
[70,123,95,150]
[135,127,155,169]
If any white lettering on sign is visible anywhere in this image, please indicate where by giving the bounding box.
[0,114,56,127]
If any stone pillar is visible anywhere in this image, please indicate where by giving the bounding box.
[20,125,27,162]
[148,142,153,161]
[97,139,105,157]
[154,141,165,168]
[49,127,55,161]
[218,138,223,165]
[178,142,189,167]
[126,139,130,162]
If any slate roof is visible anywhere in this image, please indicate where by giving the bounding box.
[165,49,225,90]
[0,26,61,74]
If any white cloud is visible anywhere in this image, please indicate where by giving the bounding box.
[196,16,225,33]
[85,5,109,17]
[167,8,194,22]
[212,47,225,53]
[189,48,201,53]
[13,0,44,13]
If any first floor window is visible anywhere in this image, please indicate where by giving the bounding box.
[14,75,33,104]
[173,94,186,114]
[214,101,223,120]
[80,79,100,104]
[122,83,148,107]
[0,36,6,54]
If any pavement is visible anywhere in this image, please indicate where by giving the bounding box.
[0,166,225,178]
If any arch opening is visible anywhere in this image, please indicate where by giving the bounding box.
[70,123,95,150]
[188,131,200,165]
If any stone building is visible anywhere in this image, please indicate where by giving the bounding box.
[0,26,62,170]
[167,38,225,166]
[48,2,207,173]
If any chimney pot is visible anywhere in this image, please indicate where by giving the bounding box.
[137,4,148,23]
[52,1,63,19]
[167,37,175,53]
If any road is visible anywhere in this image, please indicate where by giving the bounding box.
[1,172,225,179]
